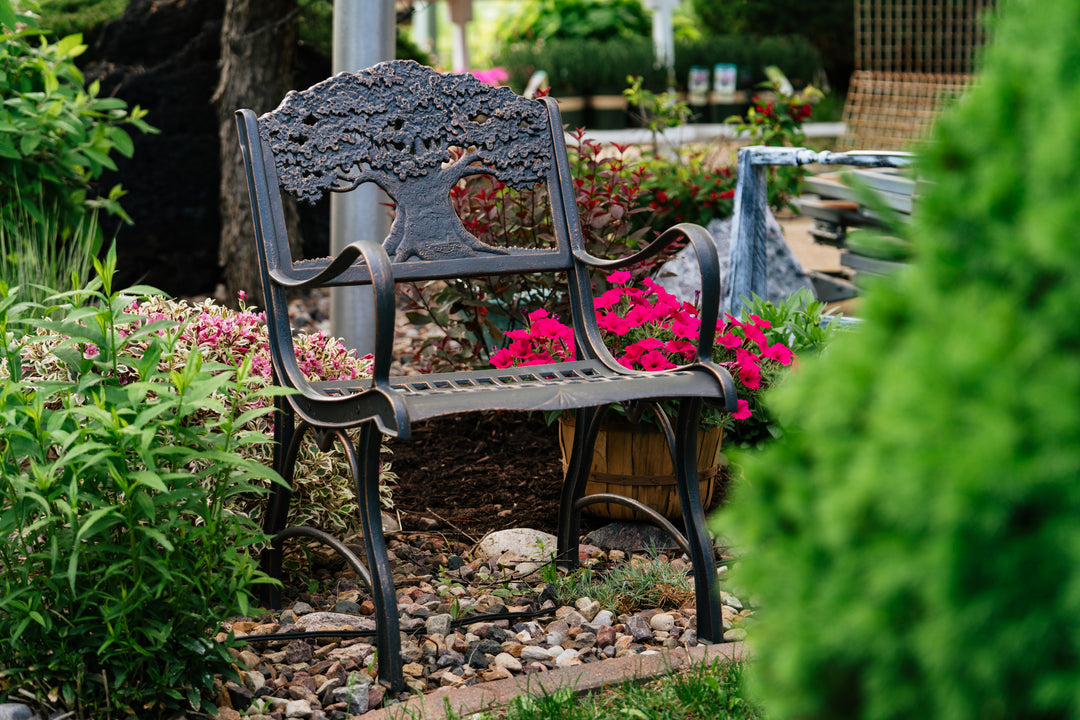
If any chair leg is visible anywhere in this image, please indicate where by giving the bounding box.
[556,405,605,569]
[341,423,404,693]
[669,399,724,643]
[259,412,307,610]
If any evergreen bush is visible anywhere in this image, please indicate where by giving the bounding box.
[716,0,1080,717]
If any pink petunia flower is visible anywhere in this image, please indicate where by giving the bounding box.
[639,349,676,371]
[732,399,752,419]
[763,341,794,366]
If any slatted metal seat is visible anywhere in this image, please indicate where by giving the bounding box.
[235,59,736,692]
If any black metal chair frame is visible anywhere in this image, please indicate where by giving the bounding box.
[235,60,736,692]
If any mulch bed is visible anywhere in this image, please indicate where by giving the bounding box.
[385,411,607,543]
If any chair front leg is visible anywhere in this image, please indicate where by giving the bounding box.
[670,399,724,643]
[342,423,404,693]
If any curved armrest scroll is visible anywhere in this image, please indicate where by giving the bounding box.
[574,223,723,363]
[273,241,397,387]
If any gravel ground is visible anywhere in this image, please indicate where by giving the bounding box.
[210,531,750,719]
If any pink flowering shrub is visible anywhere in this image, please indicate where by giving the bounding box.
[492,271,796,442]
[8,294,394,534]
[470,67,509,86]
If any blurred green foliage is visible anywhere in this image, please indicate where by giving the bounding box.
[499,0,650,48]
[496,35,822,97]
[717,0,1080,718]
[692,0,853,92]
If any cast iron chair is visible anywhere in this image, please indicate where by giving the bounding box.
[236,60,736,692]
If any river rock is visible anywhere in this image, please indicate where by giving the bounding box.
[475,529,559,562]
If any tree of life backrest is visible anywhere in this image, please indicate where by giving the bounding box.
[258,60,556,265]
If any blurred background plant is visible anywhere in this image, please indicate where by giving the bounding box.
[498,0,650,46]
[623,74,691,155]
[0,199,101,313]
[717,1,1080,718]
[728,72,824,210]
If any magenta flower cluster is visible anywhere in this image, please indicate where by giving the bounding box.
[491,271,795,422]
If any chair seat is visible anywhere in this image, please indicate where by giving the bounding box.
[308,359,727,426]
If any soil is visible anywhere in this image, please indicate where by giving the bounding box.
[385,411,605,543]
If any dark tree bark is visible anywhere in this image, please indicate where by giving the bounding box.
[213,0,299,305]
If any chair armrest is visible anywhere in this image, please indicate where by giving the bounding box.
[573,223,723,364]
[272,240,397,388]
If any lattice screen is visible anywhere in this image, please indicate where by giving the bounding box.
[841,0,996,150]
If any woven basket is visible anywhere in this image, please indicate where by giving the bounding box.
[557,415,723,521]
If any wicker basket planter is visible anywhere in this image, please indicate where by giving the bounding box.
[557,414,723,521]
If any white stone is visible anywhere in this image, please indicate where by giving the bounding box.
[328,643,375,662]
[475,529,559,562]
[520,645,556,661]
[721,591,743,610]
[425,613,453,636]
[592,610,615,627]
[242,669,266,695]
[284,699,313,718]
[494,652,523,672]
[575,597,602,622]
[516,561,541,577]
[650,613,676,632]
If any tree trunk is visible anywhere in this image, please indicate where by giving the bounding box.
[214,0,299,306]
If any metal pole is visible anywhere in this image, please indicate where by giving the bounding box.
[644,0,678,90]
[447,0,473,72]
[330,0,395,353]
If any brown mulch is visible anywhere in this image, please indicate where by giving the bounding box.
[385,411,605,543]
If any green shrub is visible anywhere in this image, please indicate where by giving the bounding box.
[495,35,822,97]
[692,0,852,91]
[33,0,128,42]
[0,2,155,238]
[12,291,395,535]
[716,0,1080,718]
[0,248,282,718]
[499,0,650,48]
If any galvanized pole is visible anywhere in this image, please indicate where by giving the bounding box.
[330,0,395,353]
[643,0,678,90]
[447,0,472,71]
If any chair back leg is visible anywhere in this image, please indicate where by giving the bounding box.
[556,405,606,568]
[259,415,308,609]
